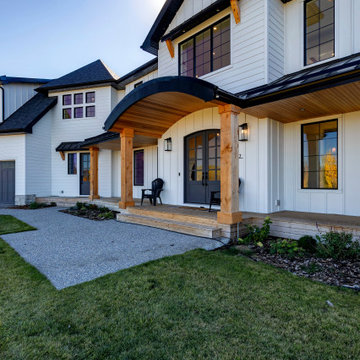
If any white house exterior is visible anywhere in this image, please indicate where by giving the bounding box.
[1,0,360,231]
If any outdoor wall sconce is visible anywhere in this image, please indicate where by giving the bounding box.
[239,123,249,141]
[164,137,172,151]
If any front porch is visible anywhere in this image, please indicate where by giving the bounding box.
[37,196,360,241]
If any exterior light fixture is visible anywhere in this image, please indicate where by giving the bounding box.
[164,137,172,151]
[239,123,248,141]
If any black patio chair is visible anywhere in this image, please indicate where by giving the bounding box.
[141,178,164,206]
[209,178,242,212]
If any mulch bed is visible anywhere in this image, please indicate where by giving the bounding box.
[236,241,360,290]
[60,208,119,221]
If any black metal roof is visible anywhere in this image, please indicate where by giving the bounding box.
[0,93,57,134]
[56,142,87,152]
[142,0,292,55]
[0,75,50,85]
[38,60,119,92]
[238,52,360,107]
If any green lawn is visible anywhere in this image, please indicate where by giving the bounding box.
[0,215,36,235]
[0,223,359,359]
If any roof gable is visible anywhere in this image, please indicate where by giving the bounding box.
[141,0,292,55]
[38,60,119,92]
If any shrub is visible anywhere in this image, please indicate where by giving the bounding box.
[315,231,360,260]
[298,235,317,254]
[76,202,84,210]
[50,202,57,207]
[88,204,98,211]
[98,211,115,220]
[29,202,41,209]
[239,217,272,246]
[270,239,305,259]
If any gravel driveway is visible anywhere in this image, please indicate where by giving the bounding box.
[0,207,223,289]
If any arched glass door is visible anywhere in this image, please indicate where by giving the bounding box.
[184,130,220,204]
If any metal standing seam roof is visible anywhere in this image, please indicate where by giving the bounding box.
[0,93,57,134]
[0,76,50,84]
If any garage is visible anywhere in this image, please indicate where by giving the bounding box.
[0,161,15,205]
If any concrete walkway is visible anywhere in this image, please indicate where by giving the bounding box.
[0,207,224,290]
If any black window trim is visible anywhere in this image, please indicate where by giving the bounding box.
[86,105,96,118]
[62,94,72,106]
[86,91,96,104]
[178,15,231,78]
[62,108,72,119]
[304,0,335,67]
[134,149,144,186]
[74,107,84,119]
[301,118,338,190]
[74,92,84,105]
[68,153,77,175]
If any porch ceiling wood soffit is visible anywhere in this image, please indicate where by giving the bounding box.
[104,76,243,137]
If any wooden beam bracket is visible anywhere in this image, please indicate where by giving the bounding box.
[60,151,65,161]
[166,39,175,58]
[230,0,241,24]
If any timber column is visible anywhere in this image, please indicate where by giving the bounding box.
[217,104,242,225]
[119,128,135,209]
[89,146,100,200]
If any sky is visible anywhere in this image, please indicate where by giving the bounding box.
[0,0,166,79]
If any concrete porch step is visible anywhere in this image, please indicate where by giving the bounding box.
[117,213,222,239]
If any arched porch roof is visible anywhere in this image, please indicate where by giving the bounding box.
[104,76,243,138]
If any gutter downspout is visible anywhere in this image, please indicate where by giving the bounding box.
[0,85,4,123]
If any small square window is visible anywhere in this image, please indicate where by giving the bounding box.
[86,92,95,103]
[68,153,77,175]
[74,107,83,118]
[86,106,95,117]
[74,93,83,104]
[134,81,143,88]
[63,95,72,106]
[63,108,72,119]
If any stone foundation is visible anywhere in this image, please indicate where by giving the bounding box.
[15,194,36,206]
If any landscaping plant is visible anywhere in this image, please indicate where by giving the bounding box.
[315,231,360,260]
[270,239,305,259]
[298,235,317,254]
[239,217,272,247]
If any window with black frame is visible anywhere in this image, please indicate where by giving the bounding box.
[305,0,335,66]
[134,150,144,186]
[179,17,230,78]
[302,120,338,189]
[68,153,77,175]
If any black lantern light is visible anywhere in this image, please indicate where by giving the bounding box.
[164,137,172,151]
[239,123,248,141]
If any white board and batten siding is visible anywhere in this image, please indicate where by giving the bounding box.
[283,112,360,217]
[2,83,39,119]
[284,0,360,74]
[49,86,113,197]
[158,0,268,93]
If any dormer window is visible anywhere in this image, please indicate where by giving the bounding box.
[305,0,335,65]
[179,16,230,78]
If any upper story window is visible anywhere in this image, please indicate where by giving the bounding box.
[179,16,230,78]
[62,91,95,119]
[302,119,338,189]
[305,0,335,66]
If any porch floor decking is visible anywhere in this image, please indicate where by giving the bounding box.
[36,196,360,240]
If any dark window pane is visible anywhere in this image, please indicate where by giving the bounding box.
[63,95,72,106]
[180,38,194,76]
[134,150,144,186]
[74,93,83,104]
[68,153,77,175]
[195,29,211,77]
[86,92,95,103]
[213,18,231,71]
[305,0,335,65]
[63,108,72,119]
[302,120,338,189]
[74,107,83,118]
[86,106,95,117]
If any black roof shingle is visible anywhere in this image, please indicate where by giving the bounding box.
[0,93,57,134]
[38,60,119,92]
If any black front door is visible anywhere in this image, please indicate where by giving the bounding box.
[184,130,221,204]
[80,153,90,196]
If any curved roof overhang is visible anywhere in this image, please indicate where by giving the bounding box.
[104,76,243,138]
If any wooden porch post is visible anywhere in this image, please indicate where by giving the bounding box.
[217,104,242,225]
[119,128,135,209]
[89,146,100,200]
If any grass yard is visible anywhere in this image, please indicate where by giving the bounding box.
[0,219,359,359]
[0,215,36,235]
